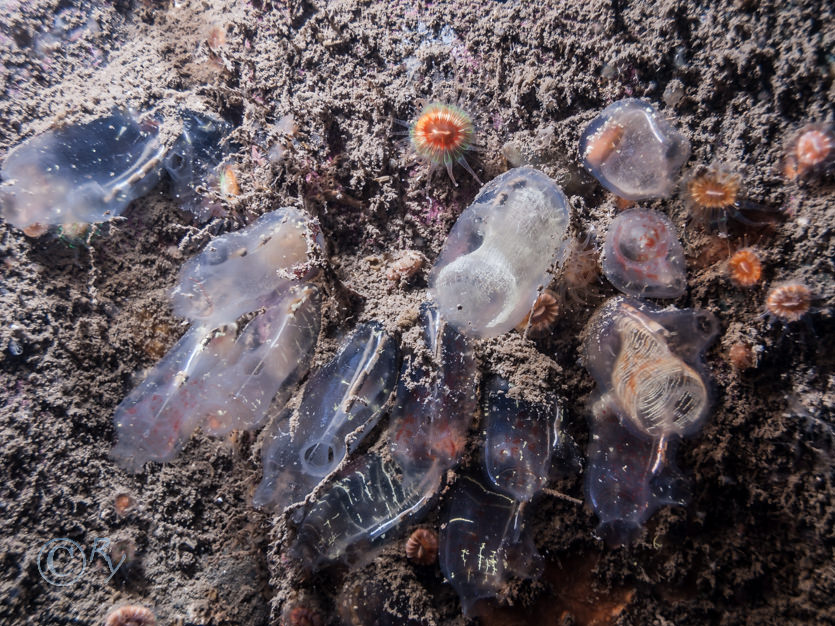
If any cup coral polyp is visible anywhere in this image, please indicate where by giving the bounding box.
[409,102,480,185]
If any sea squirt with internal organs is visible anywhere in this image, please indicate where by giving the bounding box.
[163,110,239,221]
[0,110,165,231]
[582,296,718,545]
[579,98,691,200]
[440,377,575,615]
[430,166,571,338]
[253,322,399,511]
[290,303,478,570]
[602,208,686,298]
[111,208,323,472]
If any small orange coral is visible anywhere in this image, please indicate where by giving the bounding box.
[114,493,135,516]
[783,124,835,179]
[517,289,560,335]
[728,342,756,370]
[686,164,740,211]
[765,282,811,322]
[405,528,438,565]
[284,606,322,626]
[727,248,763,288]
[104,605,155,626]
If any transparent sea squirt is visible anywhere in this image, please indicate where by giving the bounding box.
[602,208,687,298]
[429,166,571,338]
[439,475,542,617]
[440,377,574,615]
[290,302,478,570]
[163,110,239,221]
[111,208,323,472]
[582,296,718,545]
[253,322,399,511]
[579,98,691,201]
[171,207,320,330]
[0,110,165,230]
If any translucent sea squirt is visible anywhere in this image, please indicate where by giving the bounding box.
[289,302,477,570]
[439,475,542,617]
[582,296,718,545]
[253,322,399,510]
[430,166,571,338]
[163,110,239,221]
[171,207,320,329]
[484,377,567,502]
[602,208,686,298]
[579,99,691,201]
[112,284,321,472]
[0,110,165,230]
[111,208,323,472]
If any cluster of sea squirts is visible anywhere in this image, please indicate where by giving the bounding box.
[1,95,830,619]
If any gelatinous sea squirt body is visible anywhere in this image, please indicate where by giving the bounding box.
[111,208,323,473]
[430,166,571,338]
[579,98,691,201]
[602,208,687,299]
[582,296,718,545]
[0,110,166,230]
[290,302,478,570]
[253,322,399,511]
[440,377,575,615]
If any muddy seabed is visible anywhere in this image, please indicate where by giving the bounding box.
[0,0,833,624]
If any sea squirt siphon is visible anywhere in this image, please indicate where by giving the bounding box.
[111,208,323,473]
[579,98,691,201]
[253,322,399,511]
[290,302,478,570]
[582,296,718,545]
[0,110,165,231]
[601,208,687,298]
[430,166,571,338]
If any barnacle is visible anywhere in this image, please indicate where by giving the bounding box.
[683,163,777,235]
[516,289,560,335]
[555,234,601,306]
[728,342,757,370]
[765,282,812,322]
[104,605,156,626]
[386,250,424,285]
[114,493,135,516]
[283,605,322,626]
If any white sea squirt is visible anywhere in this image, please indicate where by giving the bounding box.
[429,166,571,338]
[111,208,323,473]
